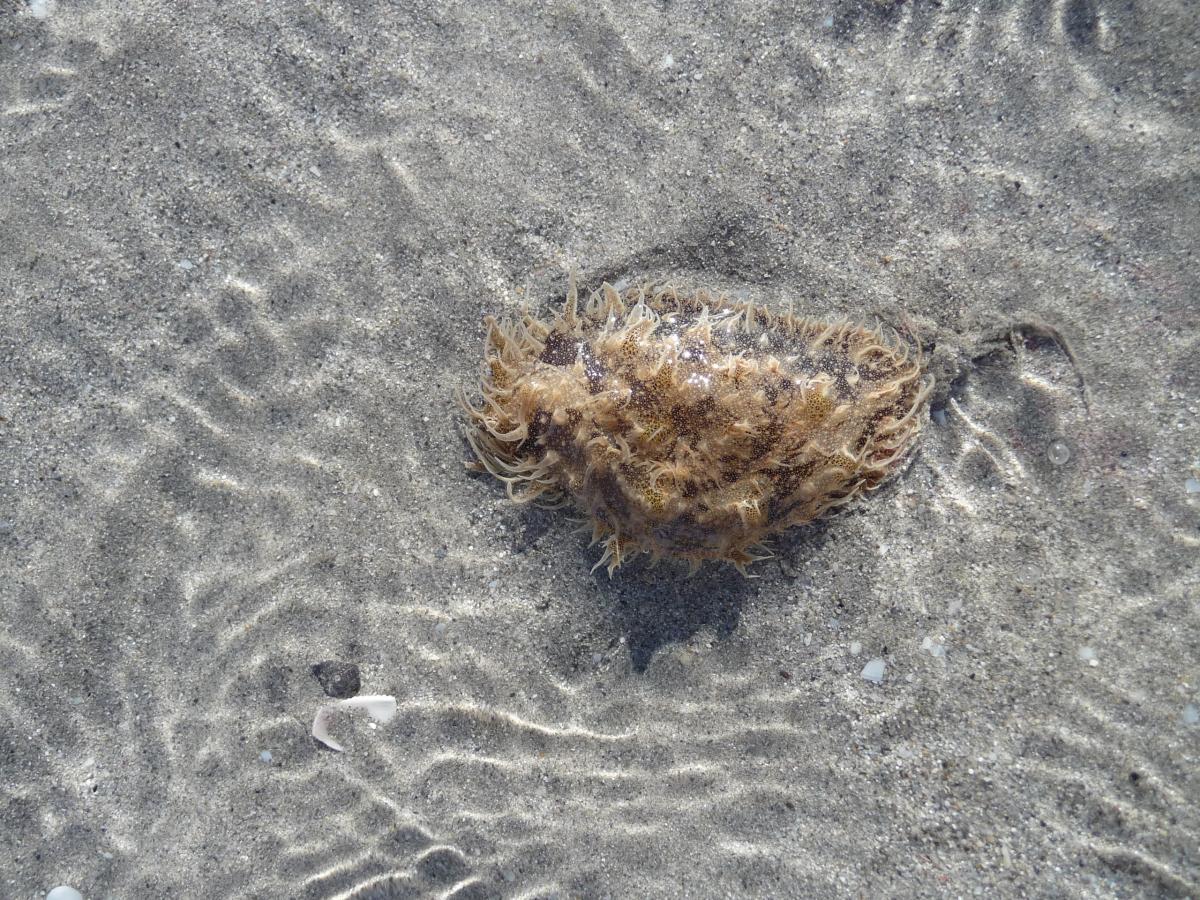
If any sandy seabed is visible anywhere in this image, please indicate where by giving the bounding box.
[2,1,1198,898]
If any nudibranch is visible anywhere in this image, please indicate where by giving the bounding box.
[460,280,932,574]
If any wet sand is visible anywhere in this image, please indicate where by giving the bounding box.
[2,1,1198,897]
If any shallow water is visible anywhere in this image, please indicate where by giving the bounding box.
[2,1,1198,897]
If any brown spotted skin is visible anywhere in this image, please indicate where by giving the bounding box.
[460,280,932,575]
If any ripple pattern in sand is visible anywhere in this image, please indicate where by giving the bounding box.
[2,1,1198,898]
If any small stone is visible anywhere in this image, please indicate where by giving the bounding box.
[1047,439,1070,466]
[46,889,83,900]
[1077,646,1098,666]
[1182,704,1199,726]
[176,259,194,271]
[861,658,886,684]
[259,750,272,763]
[849,641,862,656]
[310,660,361,699]
[1185,477,1200,494]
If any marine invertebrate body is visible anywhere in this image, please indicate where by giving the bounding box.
[461,280,932,574]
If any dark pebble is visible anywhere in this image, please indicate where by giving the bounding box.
[310,660,361,699]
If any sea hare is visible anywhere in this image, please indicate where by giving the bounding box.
[460,280,932,574]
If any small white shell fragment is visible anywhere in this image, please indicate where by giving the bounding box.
[861,658,886,684]
[27,0,57,19]
[47,888,84,900]
[312,694,397,752]
[921,636,947,658]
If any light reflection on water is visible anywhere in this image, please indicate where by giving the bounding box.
[3,1,1197,897]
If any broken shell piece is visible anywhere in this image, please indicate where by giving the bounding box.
[311,694,397,752]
